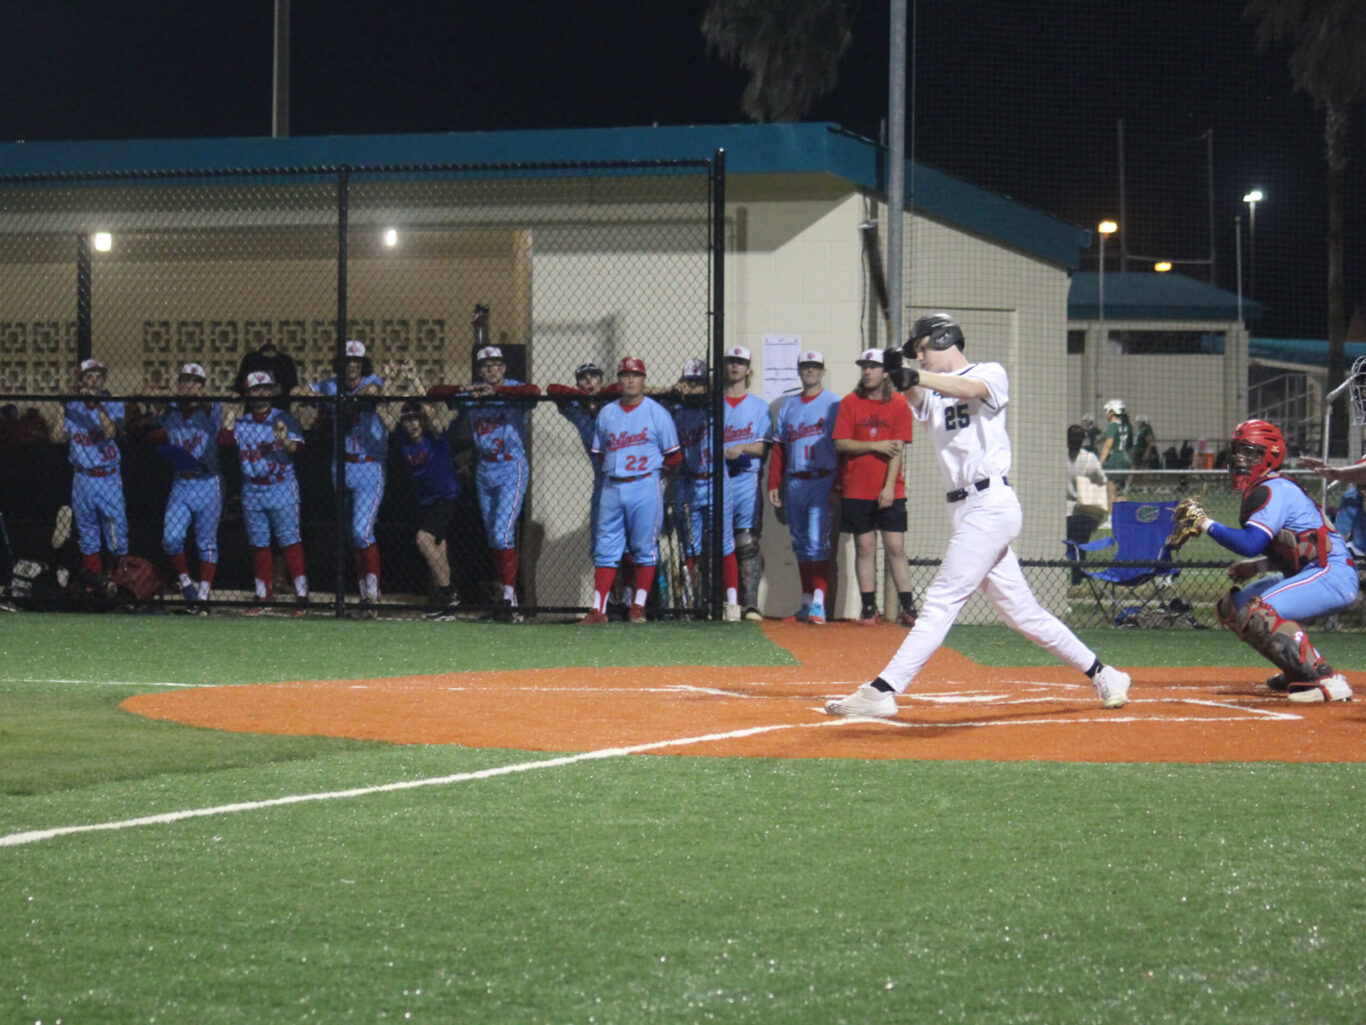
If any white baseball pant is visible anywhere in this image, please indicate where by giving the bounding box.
[878,487,1096,691]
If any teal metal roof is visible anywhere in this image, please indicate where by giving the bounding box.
[0,122,1088,268]
[1068,271,1263,322]
[1250,337,1366,366]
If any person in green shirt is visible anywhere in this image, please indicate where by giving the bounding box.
[1098,398,1132,511]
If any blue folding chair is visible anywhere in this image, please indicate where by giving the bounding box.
[1064,500,1188,626]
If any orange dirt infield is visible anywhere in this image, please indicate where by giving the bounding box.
[121,621,1366,763]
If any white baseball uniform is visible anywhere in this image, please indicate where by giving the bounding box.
[877,361,1097,691]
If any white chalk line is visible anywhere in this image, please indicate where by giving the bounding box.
[0,720,845,849]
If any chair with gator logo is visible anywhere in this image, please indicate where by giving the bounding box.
[1064,499,1195,627]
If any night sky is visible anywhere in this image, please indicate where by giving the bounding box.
[1,0,1361,337]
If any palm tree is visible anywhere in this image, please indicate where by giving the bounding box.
[1246,0,1366,454]
[702,0,855,123]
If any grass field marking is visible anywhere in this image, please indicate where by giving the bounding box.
[0,720,827,850]
[1181,697,1302,720]
[0,676,220,689]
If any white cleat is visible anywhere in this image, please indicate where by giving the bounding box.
[823,683,898,719]
[1287,674,1353,703]
[1092,665,1131,709]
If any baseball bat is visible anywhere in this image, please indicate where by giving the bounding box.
[860,220,893,343]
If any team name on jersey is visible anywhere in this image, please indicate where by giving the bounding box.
[72,430,104,446]
[606,427,650,450]
[724,422,755,443]
[782,420,827,442]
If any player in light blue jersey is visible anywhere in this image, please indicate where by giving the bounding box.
[49,358,127,578]
[581,357,681,623]
[296,339,386,615]
[1183,420,1357,702]
[767,350,840,624]
[148,362,223,613]
[721,345,772,619]
[222,370,310,616]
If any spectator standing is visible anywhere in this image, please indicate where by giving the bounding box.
[767,350,840,625]
[380,359,464,620]
[1130,413,1157,469]
[1098,398,1133,511]
[721,345,773,620]
[1066,423,1108,585]
[1080,412,1101,455]
[832,349,917,626]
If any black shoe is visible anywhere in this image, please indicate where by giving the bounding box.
[347,600,378,621]
[480,599,524,623]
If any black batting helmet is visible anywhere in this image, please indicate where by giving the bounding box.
[903,312,965,356]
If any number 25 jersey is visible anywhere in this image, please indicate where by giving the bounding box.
[911,361,1011,492]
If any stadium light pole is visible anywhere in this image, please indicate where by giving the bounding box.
[1242,189,1263,300]
[1096,220,1118,416]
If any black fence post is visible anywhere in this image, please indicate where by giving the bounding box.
[76,232,92,364]
[334,165,350,617]
[709,149,726,621]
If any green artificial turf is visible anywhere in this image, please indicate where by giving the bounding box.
[3,615,1365,1023]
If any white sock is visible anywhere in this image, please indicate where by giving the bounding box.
[503,585,517,605]
[294,576,308,597]
[726,587,738,604]
[812,587,825,606]
[591,591,607,613]
[178,572,193,588]
[633,588,648,606]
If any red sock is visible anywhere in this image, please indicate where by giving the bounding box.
[686,555,696,577]
[200,561,216,588]
[798,561,813,594]
[361,544,380,582]
[495,548,519,587]
[593,566,617,612]
[82,553,103,576]
[812,559,829,596]
[633,565,656,603]
[352,547,366,584]
[252,546,274,599]
[169,552,190,579]
[282,542,307,591]
[723,552,738,591]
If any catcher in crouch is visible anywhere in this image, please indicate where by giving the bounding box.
[1169,419,1357,702]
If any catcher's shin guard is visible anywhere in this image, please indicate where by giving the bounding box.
[1237,596,1332,683]
[735,527,763,609]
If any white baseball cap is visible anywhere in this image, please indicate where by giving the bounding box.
[79,358,107,375]
[476,346,504,363]
[723,345,752,362]
[857,349,885,365]
[179,362,207,380]
[798,350,824,366]
[344,340,366,359]
[245,370,275,389]
[682,358,708,380]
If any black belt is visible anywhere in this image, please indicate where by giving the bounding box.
[789,470,832,480]
[176,471,214,480]
[609,473,650,483]
[76,466,117,477]
[247,473,286,485]
[946,476,1008,503]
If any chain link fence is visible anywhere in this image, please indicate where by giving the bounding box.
[0,158,732,619]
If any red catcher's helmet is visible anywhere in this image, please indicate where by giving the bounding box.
[1228,419,1285,491]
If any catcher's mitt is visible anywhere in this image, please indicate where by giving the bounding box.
[1167,496,1207,549]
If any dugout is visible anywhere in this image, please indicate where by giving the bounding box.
[0,123,1091,621]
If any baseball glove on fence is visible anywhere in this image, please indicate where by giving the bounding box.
[1167,496,1207,549]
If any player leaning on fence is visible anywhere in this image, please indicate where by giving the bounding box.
[825,313,1131,719]
[1167,420,1357,702]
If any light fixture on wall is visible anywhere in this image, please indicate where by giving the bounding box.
[1154,261,1172,273]
[92,232,113,252]
[383,228,399,248]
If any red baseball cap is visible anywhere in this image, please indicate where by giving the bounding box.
[618,356,646,375]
